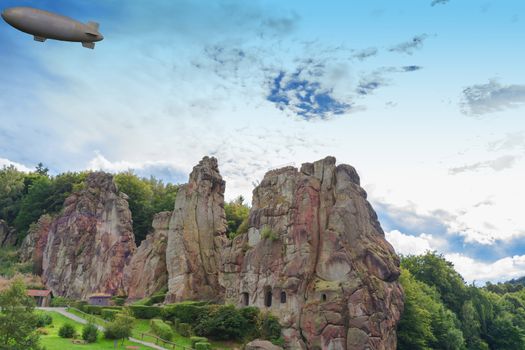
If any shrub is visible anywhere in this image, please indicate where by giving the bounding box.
[191,336,208,347]
[261,226,278,241]
[148,293,166,305]
[150,319,174,341]
[162,301,210,324]
[259,312,282,344]
[129,305,162,319]
[101,309,120,321]
[58,323,76,338]
[50,296,74,307]
[73,300,88,311]
[36,313,53,327]
[83,305,104,315]
[36,327,49,335]
[82,322,98,343]
[104,313,134,343]
[195,342,212,350]
[176,322,192,337]
[194,305,245,340]
[240,307,260,339]
[112,297,126,306]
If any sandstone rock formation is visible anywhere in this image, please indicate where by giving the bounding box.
[42,172,136,299]
[221,157,404,350]
[166,156,228,302]
[19,214,53,275]
[124,211,171,301]
[0,219,17,247]
[245,340,284,350]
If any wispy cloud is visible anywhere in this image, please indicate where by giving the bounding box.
[461,80,525,115]
[352,47,378,61]
[431,0,451,6]
[389,34,429,55]
[449,155,519,174]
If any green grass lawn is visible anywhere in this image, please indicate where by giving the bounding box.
[37,311,146,349]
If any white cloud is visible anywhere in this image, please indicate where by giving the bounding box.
[461,79,525,115]
[446,253,525,284]
[0,158,32,172]
[386,229,447,256]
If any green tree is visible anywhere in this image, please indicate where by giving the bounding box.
[0,278,41,350]
[104,312,135,347]
[13,176,53,236]
[224,196,250,239]
[0,165,26,224]
[402,252,468,314]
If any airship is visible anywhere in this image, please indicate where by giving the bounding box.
[1,7,103,49]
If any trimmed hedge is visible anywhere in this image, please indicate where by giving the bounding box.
[190,336,208,347]
[101,309,120,321]
[150,319,174,341]
[148,293,166,305]
[195,342,212,350]
[129,305,162,319]
[83,305,104,315]
[161,301,210,324]
[176,322,192,337]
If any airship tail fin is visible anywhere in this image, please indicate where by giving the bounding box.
[34,36,46,42]
[82,42,95,49]
[87,21,99,30]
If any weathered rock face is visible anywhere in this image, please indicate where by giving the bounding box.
[0,219,17,247]
[245,340,284,350]
[42,172,136,299]
[124,211,171,301]
[221,157,403,350]
[19,214,53,275]
[166,156,228,302]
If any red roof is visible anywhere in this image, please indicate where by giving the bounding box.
[27,290,52,297]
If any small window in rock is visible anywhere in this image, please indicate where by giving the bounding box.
[280,291,287,304]
[265,289,273,307]
[242,292,249,306]
[321,294,327,302]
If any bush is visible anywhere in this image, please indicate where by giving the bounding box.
[261,226,278,241]
[36,313,53,327]
[176,322,192,337]
[162,301,210,324]
[73,300,88,311]
[191,336,208,347]
[50,296,75,307]
[82,322,98,343]
[112,297,126,306]
[129,305,162,319]
[36,327,49,335]
[58,323,76,338]
[83,305,104,315]
[148,293,166,305]
[259,312,282,344]
[195,342,212,350]
[150,319,174,341]
[101,309,120,321]
[194,305,245,340]
[104,313,134,342]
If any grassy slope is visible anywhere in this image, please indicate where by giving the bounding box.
[38,311,141,349]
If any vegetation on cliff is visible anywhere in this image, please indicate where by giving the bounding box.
[0,165,178,244]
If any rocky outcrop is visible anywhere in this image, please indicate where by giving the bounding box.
[245,340,283,350]
[221,157,403,350]
[166,156,228,302]
[124,211,171,301]
[42,172,136,299]
[0,219,17,247]
[19,214,53,275]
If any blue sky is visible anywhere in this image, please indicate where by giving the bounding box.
[1,0,525,283]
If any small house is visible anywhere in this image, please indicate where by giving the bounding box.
[27,289,52,307]
[88,293,112,306]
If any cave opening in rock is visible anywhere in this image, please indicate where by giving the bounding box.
[322,293,327,302]
[264,287,272,307]
[280,291,287,303]
[242,292,249,306]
